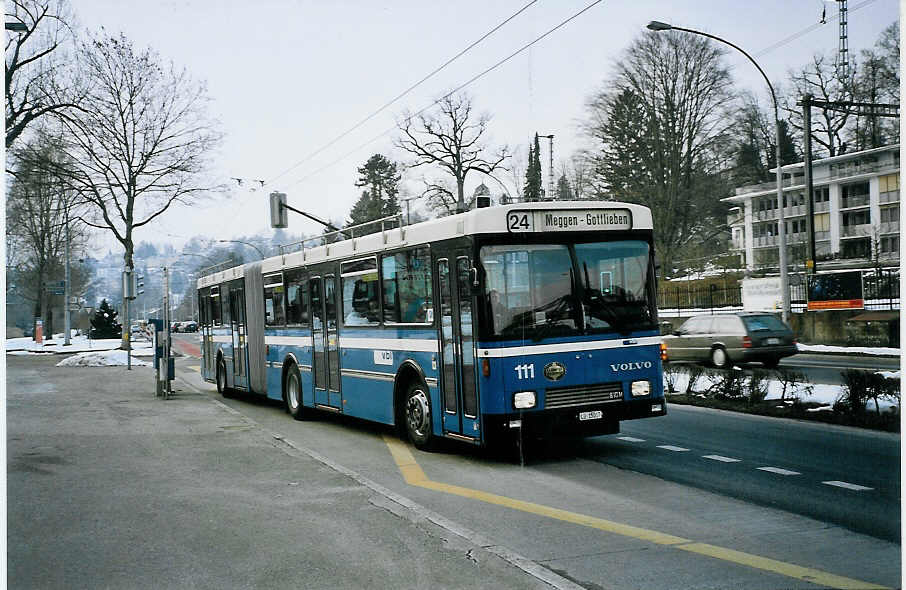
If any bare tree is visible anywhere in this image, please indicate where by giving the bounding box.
[783,53,856,157]
[396,92,508,213]
[52,31,222,346]
[5,0,80,149]
[582,31,734,273]
[6,129,89,338]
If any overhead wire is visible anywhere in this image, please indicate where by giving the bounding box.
[266,0,538,186]
[281,0,605,191]
[754,0,878,57]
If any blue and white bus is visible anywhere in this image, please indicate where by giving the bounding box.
[197,201,666,450]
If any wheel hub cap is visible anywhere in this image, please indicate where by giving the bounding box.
[407,390,430,437]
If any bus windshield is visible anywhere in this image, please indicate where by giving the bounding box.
[480,239,655,339]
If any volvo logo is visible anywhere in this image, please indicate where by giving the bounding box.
[610,361,653,372]
[544,362,566,381]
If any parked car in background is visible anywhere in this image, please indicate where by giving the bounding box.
[662,312,797,368]
[171,322,181,333]
[180,321,198,332]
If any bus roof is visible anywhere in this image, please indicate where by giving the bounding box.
[197,201,653,289]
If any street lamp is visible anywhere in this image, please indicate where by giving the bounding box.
[646,21,791,323]
[217,239,266,260]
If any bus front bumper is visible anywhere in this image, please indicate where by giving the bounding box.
[485,398,667,440]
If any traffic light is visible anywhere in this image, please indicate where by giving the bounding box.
[270,191,288,228]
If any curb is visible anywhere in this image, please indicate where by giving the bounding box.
[173,371,588,590]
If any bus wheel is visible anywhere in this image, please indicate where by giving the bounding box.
[216,357,231,397]
[405,382,434,451]
[285,364,306,421]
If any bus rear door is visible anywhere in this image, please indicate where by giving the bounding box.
[310,275,342,410]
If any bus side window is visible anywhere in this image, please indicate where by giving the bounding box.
[263,273,285,327]
[382,247,432,324]
[285,269,309,326]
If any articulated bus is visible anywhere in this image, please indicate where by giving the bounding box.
[197,201,666,450]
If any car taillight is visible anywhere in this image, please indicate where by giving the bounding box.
[482,358,490,377]
[742,336,752,348]
[660,343,668,361]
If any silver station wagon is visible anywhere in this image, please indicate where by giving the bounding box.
[662,312,798,368]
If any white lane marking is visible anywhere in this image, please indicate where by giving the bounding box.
[822,480,874,491]
[757,467,801,476]
[617,436,646,442]
[703,455,741,463]
[657,445,690,452]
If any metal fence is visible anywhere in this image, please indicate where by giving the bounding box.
[658,268,900,314]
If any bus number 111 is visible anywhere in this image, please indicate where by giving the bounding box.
[514,363,535,380]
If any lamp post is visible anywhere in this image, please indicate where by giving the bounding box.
[217,239,266,260]
[647,21,790,323]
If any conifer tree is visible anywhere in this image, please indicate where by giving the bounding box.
[523,133,543,201]
[90,299,122,339]
[347,154,401,232]
[556,174,573,200]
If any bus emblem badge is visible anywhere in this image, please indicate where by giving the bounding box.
[544,362,566,381]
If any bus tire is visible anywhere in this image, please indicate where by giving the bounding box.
[284,364,307,421]
[216,357,231,397]
[404,381,435,451]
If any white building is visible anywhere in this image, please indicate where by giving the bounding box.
[724,144,899,271]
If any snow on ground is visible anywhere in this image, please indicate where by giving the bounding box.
[797,343,901,357]
[6,333,153,355]
[56,349,152,367]
[664,366,900,411]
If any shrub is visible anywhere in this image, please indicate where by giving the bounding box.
[770,367,813,402]
[746,369,771,404]
[838,369,899,415]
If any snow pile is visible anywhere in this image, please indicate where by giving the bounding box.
[56,349,151,367]
[664,366,900,411]
[797,343,901,357]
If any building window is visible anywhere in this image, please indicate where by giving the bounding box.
[880,236,899,253]
[813,186,829,203]
[813,213,830,232]
[842,210,871,226]
[879,173,899,193]
[841,238,871,259]
[841,181,870,208]
[880,205,899,224]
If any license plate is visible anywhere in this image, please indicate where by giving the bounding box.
[765,337,780,345]
[579,410,603,421]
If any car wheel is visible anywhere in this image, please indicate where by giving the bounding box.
[285,364,307,421]
[216,357,231,397]
[710,346,729,368]
[404,382,434,451]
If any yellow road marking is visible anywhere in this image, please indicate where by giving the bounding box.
[382,436,888,590]
[187,365,200,372]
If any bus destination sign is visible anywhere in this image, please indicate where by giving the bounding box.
[506,209,632,233]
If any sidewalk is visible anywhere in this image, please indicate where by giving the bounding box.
[7,355,551,590]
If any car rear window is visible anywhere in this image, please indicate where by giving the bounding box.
[741,315,787,332]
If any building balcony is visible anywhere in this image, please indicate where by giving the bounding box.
[840,195,871,209]
[754,235,779,247]
[814,200,830,212]
[840,224,872,238]
[828,160,892,180]
[880,190,900,204]
[879,221,900,234]
[815,230,831,241]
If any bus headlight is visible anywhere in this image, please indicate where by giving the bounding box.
[513,391,537,409]
[631,380,651,397]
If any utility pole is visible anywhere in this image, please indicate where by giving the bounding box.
[63,204,71,345]
[541,134,554,200]
[837,0,849,80]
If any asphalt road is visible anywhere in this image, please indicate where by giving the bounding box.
[165,333,901,589]
[780,353,900,384]
[582,404,901,541]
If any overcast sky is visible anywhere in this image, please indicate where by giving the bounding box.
[72,0,898,254]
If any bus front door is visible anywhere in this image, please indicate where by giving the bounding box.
[437,254,480,440]
[311,276,342,410]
